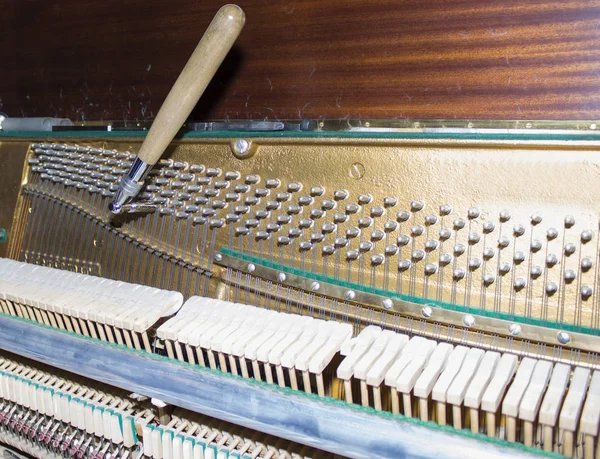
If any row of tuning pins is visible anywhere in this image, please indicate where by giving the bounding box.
[206,182,598,320]
[28,151,600,327]
[26,146,595,299]
[134,164,599,327]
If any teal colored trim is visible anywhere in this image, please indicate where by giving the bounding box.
[2,129,600,141]
[221,247,600,336]
[0,311,563,458]
[116,412,123,432]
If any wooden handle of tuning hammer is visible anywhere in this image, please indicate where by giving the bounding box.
[137,4,245,165]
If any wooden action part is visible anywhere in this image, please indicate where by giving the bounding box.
[137,4,245,166]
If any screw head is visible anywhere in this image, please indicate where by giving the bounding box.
[509,323,521,336]
[382,298,394,310]
[277,272,287,283]
[231,139,254,158]
[213,253,223,262]
[557,332,571,345]
[463,314,475,327]
[421,306,433,318]
[236,138,249,153]
[349,162,365,180]
[247,263,256,273]
[345,290,356,301]
[310,281,320,291]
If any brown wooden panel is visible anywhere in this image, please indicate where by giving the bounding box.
[1,0,600,121]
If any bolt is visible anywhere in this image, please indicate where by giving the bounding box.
[311,281,320,291]
[463,315,475,327]
[213,253,223,262]
[382,298,393,310]
[349,162,365,180]
[277,272,287,283]
[235,139,249,153]
[345,290,356,301]
[248,263,256,273]
[231,139,253,158]
[421,306,433,318]
[509,323,521,336]
[557,332,571,345]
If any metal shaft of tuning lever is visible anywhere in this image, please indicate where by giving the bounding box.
[108,4,246,214]
[118,202,159,213]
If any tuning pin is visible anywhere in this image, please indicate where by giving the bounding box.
[424,263,438,275]
[345,203,360,215]
[499,210,511,222]
[513,224,525,237]
[546,281,558,295]
[370,206,384,218]
[346,249,360,261]
[384,245,399,257]
[398,259,412,272]
[581,230,593,243]
[564,215,576,228]
[411,225,424,237]
[439,204,453,216]
[564,270,576,283]
[547,228,558,240]
[424,240,438,251]
[412,249,425,261]
[371,230,385,242]
[397,235,411,246]
[439,253,453,266]
[564,243,576,256]
[358,217,373,228]
[384,196,398,208]
[358,194,373,205]
[453,218,466,230]
[346,227,360,239]
[397,210,411,222]
[468,258,482,270]
[468,232,480,244]
[546,254,558,267]
[384,221,398,233]
[499,262,512,275]
[424,214,438,226]
[483,274,495,285]
[334,189,348,200]
[467,207,480,219]
[439,228,452,240]
[454,244,466,256]
[334,213,348,224]
[266,178,281,189]
[453,268,466,280]
[371,254,385,266]
[411,200,424,212]
[335,237,349,248]
[287,182,302,192]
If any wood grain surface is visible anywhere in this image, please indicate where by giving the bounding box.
[1,0,600,121]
